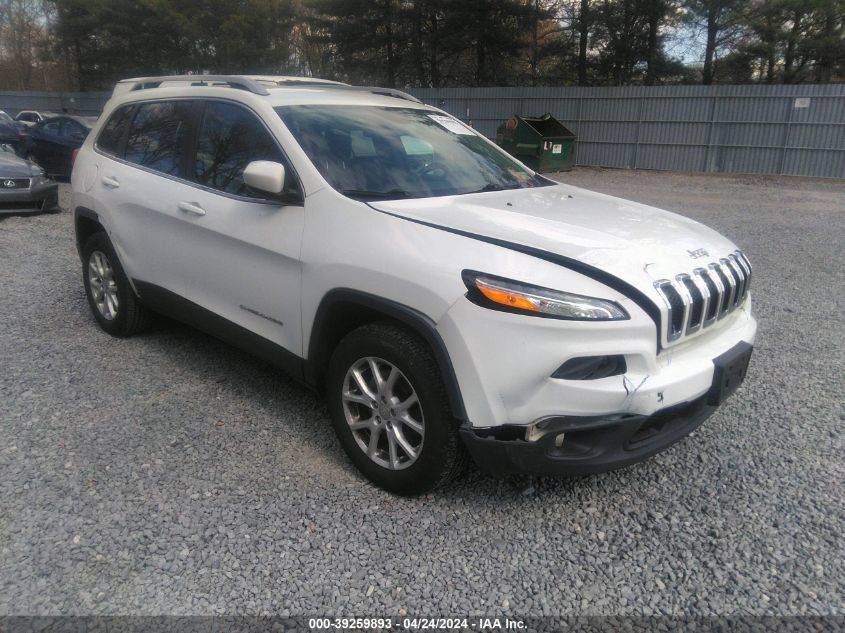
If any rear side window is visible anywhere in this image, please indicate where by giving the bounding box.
[193,101,292,198]
[63,119,87,140]
[125,101,193,176]
[96,106,134,156]
[40,119,61,137]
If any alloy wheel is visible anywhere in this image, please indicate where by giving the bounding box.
[341,356,425,470]
[88,250,119,321]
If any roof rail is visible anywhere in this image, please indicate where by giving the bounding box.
[113,75,422,104]
[121,75,273,96]
[354,86,422,104]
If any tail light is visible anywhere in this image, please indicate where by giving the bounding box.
[72,149,79,165]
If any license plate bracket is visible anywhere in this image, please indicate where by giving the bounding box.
[707,342,753,406]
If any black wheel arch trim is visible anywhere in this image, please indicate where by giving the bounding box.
[368,205,663,351]
[74,205,99,223]
[74,206,103,253]
[307,288,469,421]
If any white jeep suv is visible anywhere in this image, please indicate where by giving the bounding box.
[72,75,756,494]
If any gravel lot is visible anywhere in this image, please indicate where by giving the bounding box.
[0,169,843,617]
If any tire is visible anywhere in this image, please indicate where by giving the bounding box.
[326,322,467,495]
[81,232,153,337]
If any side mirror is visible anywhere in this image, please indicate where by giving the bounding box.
[243,160,286,196]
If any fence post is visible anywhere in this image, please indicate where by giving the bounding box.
[704,93,719,173]
[778,96,795,176]
[576,90,583,167]
[631,94,644,169]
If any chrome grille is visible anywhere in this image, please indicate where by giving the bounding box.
[654,250,752,344]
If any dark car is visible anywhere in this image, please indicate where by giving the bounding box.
[0,110,25,150]
[0,144,58,213]
[20,115,98,180]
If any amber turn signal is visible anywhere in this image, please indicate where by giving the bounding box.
[476,281,540,312]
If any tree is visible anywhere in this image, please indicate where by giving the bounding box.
[576,0,590,84]
[737,0,845,83]
[682,0,745,84]
[47,0,297,89]
[591,0,681,85]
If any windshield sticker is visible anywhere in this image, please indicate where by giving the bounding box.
[400,135,434,155]
[350,130,377,157]
[427,114,475,135]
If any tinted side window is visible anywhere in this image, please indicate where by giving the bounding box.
[97,106,134,156]
[40,119,61,137]
[63,120,87,139]
[125,101,193,176]
[194,101,292,198]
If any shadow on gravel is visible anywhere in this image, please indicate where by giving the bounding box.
[101,315,608,497]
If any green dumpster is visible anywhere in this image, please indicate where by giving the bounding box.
[496,114,576,172]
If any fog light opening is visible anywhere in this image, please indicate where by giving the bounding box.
[552,355,627,380]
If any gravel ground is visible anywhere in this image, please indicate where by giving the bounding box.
[0,170,843,617]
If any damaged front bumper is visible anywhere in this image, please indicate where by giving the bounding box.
[460,341,753,477]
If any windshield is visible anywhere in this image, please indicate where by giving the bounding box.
[0,111,13,123]
[275,105,549,200]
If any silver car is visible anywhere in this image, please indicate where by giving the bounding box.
[0,144,58,213]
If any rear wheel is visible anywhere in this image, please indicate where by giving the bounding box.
[326,323,466,495]
[82,232,152,336]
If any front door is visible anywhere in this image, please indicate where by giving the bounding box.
[170,100,305,359]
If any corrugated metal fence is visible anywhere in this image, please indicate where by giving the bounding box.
[409,84,845,178]
[0,90,109,117]
[1,84,843,178]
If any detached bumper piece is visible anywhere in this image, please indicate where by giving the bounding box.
[461,342,753,477]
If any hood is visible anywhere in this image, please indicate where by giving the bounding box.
[0,152,33,178]
[368,183,740,293]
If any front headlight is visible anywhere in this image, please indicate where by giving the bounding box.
[28,164,45,178]
[463,271,629,321]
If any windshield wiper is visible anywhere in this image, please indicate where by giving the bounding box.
[341,188,411,200]
[468,183,522,194]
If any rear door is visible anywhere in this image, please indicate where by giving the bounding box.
[93,100,196,297]
[172,99,305,356]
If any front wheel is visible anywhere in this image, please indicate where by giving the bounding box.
[326,323,467,495]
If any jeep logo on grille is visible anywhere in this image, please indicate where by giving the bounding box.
[687,248,709,259]
[3,180,15,188]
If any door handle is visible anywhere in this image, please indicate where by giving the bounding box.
[101,175,120,188]
[178,201,206,216]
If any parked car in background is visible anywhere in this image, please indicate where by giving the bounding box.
[0,143,58,213]
[0,110,25,150]
[19,115,97,180]
[15,110,63,127]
